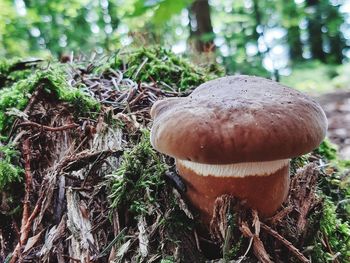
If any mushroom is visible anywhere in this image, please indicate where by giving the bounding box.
[150,75,327,225]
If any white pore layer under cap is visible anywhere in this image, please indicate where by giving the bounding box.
[177,159,290,177]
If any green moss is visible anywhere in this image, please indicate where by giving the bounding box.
[7,69,34,83]
[0,161,21,189]
[311,198,350,263]
[0,66,100,136]
[290,154,310,174]
[314,138,350,172]
[315,138,338,162]
[108,130,166,216]
[0,144,23,190]
[110,47,222,91]
[311,138,350,262]
[93,54,123,75]
[0,58,36,88]
[0,58,21,76]
[318,168,350,220]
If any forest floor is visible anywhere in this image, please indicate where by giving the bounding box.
[318,89,350,159]
[1,51,350,262]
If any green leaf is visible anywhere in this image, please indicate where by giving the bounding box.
[152,0,193,24]
[127,0,158,18]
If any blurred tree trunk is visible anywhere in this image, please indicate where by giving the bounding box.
[252,0,279,81]
[306,0,326,62]
[325,5,345,64]
[329,34,343,64]
[190,0,215,52]
[251,0,264,59]
[283,1,303,61]
[252,0,261,42]
[288,27,303,60]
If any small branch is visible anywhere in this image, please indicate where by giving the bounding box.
[10,141,46,263]
[239,211,272,263]
[237,237,253,263]
[322,232,340,263]
[10,188,46,263]
[268,206,293,225]
[21,139,32,232]
[133,57,148,78]
[7,85,45,139]
[290,163,320,236]
[239,221,272,263]
[17,121,79,132]
[59,150,113,173]
[260,222,310,263]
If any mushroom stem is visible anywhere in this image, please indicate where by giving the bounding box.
[176,159,290,226]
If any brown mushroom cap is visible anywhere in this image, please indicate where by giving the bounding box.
[151,75,327,164]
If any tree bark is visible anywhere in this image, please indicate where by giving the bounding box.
[288,26,303,60]
[306,0,326,62]
[326,6,345,64]
[252,0,262,42]
[190,0,215,52]
[329,34,343,64]
[283,1,303,61]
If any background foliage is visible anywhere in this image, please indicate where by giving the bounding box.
[1,0,349,93]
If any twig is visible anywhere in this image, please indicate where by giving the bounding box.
[21,139,32,232]
[96,228,127,258]
[58,150,112,173]
[236,237,253,263]
[193,230,202,252]
[0,229,5,259]
[23,84,44,115]
[322,232,340,263]
[239,221,272,263]
[10,143,46,263]
[238,210,272,263]
[148,75,159,89]
[260,222,310,263]
[268,205,293,225]
[8,85,44,139]
[133,57,148,78]
[291,164,320,235]
[17,121,79,132]
[10,194,45,263]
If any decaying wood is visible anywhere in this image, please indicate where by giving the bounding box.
[10,182,46,263]
[208,163,323,262]
[9,138,33,263]
[0,57,330,262]
[290,163,321,236]
[260,223,309,263]
[66,188,95,262]
[17,121,79,132]
[22,139,32,230]
[210,195,238,242]
[238,209,272,263]
[267,205,293,226]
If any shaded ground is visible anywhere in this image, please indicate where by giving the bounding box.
[317,90,350,159]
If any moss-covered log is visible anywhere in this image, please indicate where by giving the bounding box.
[0,47,349,263]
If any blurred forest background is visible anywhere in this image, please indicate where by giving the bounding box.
[1,0,350,93]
